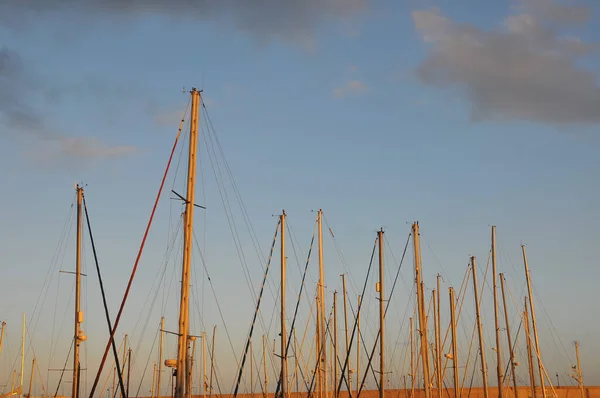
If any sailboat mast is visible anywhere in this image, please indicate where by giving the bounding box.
[491,227,504,398]
[175,87,201,398]
[471,256,489,398]
[73,184,84,398]
[523,298,535,398]
[317,210,327,398]
[499,274,518,398]
[412,222,431,398]
[449,288,459,398]
[280,211,288,398]
[333,292,338,398]
[521,246,546,398]
[574,341,584,398]
[377,229,385,398]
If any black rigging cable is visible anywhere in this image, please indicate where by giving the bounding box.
[82,195,127,398]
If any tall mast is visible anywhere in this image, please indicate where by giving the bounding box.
[175,87,201,398]
[280,211,288,398]
[73,184,84,398]
[317,210,327,398]
[377,229,385,398]
[521,246,546,398]
[187,337,196,398]
[523,298,535,398]
[412,222,431,398]
[499,274,518,398]
[471,256,489,398]
[333,292,338,398]
[341,274,351,391]
[158,317,165,398]
[449,288,459,398]
[121,334,128,398]
[491,227,504,398]
[432,289,441,397]
[127,348,132,398]
[573,342,584,398]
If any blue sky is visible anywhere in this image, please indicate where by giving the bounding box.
[1,0,599,395]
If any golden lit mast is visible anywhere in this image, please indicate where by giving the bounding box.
[175,87,201,398]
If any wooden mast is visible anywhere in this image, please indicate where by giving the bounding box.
[523,298,535,398]
[175,87,201,398]
[412,222,431,398]
[377,229,385,398]
[499,274,518,398]
[317,210,327,398]
[521,246,546,398]
[471,256,489,398]
[572,342,584,398]
[432,289,441,398]
[280,211,288,398]
[491,226,504,398]
[73,184,84,398]
[333,292,338,398]
[449,288,459,398]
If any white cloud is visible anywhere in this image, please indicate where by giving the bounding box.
[412,0,600,125]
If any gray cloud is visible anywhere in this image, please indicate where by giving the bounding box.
[0,47,137,164]
[0,0,366,46]
[412,0,600,125]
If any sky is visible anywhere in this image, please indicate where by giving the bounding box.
[1,0,600,395]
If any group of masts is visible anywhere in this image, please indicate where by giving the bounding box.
[2,87,591,398]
